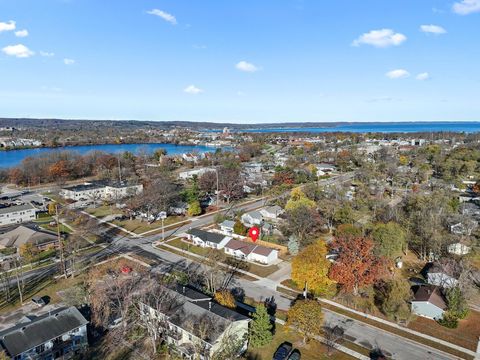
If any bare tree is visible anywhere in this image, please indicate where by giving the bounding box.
[201,249,227,295]
[323,323,345,355]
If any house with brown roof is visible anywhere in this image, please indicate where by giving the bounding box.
[0,225,58,252]
[223,238,278,265]
[411,285,447,320]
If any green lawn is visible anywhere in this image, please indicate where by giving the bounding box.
[112,216,186,234]
[246,324,355,360]
[86,205,115,218]
[40,223,72,234]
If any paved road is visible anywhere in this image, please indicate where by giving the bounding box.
[323,312,455,360]
[126,242,458,360]
[4,173,461,360]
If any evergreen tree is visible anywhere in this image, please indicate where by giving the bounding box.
[287,235,299,255]
[446,286,469,320]
[379,279,412,322]
[248,304,273,348]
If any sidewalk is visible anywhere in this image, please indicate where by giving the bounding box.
[318,298,477,358]
[274,318,369,360]
[81,210,139,237]
[157,240,477,359]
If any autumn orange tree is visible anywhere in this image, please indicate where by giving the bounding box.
[49,160,70,181]
[291,241,336,296]
[328,236,387,296]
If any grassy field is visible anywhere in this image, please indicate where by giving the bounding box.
[408,310,480,351]
[246,324,356,360]
[112,216,186,234]
[279,278,476,358]
[0,273,86,314]
[319,302,474,359]
[86,205,115,218]
[40,223,72,234]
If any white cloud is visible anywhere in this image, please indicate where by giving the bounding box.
[147,9,177,25]
[235,60,259,73]
[14,29,28,37]
[352,29,407,48]
[193,44,207,50]
[416,72,430,81]
[184,85,203,94]
[40,51,55,57]
[2,44,34,58]
[0,20,16,32]
[63,58,75,65]
[453,0,480,14]
[420,25,446,34]
[385,69,410,79]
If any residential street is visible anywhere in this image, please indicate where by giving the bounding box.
[2,172,466,360]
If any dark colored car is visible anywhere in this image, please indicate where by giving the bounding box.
[287,350,301,360]
[273,342,293,360]
[31,296,46,307]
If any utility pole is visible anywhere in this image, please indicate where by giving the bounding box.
[117,154,123,183]
[55,204,67,278]
[212,159,220,210]
[216,168,220,210]
[159,211,167,242]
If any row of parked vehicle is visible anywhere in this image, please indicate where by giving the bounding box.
[273,342,301,360]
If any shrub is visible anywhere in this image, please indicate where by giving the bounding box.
[438,311,459,329]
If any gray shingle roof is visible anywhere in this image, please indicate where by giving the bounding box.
[149,285,249,344]
[220,220,235,229]
[187,228,227,244]
[0,306,88,357]
[0,203,35,215]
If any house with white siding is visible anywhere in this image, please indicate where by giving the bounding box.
[0,306,88,360]
[140,284,250,360]
[0,204,36,227]
[411,285,447,320]
[187,229,231,249]
[60,181,143,202]
[223,238,278,265]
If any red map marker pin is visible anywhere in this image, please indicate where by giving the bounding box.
[249,227,260,242]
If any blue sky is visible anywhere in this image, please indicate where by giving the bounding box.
[0,0,479,123]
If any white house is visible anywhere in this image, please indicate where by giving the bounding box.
[244,162,263,174]
[241,211,263,226]
[187,228,231,249]
[315,163,337,176]
[61,181,143,201]
[449,222,476,236]
[182,153,199,163]
[140,284,250,360]
[426,264,458,289]
[178,168,214,180]
[223,238,278,265]
[0,306,88,360]
[0,204,36,227]
[259,205,284,220]
[447,242,471,256]
[219,220,235,235]
[411,285,447,320]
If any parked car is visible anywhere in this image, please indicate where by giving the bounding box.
[31,296,46,307]
[287,350,301,360]
[273,342,293,360]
